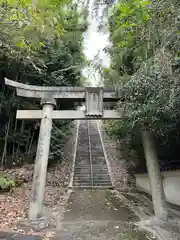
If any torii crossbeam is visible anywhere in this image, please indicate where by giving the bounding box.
[5,78,123,221]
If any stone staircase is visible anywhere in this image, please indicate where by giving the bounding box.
[73,120,112,188]
[73,121,92,187]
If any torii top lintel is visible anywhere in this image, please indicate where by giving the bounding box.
[5,78,123,102]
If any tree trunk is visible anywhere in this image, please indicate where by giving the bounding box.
[12,118,18,157]
[27,130,35,157]
[142,129,168,220]
[16,120,25,158]
[25,127,32,156]
[1,117,11,166]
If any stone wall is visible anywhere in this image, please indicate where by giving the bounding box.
[135,170,180,206]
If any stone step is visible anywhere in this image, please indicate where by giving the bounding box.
[93,178,111,180]
[74,179,111,183]
[91,154,105,156]
[73,179,112,185]
[74,173,109,176]
[73,179,92,182]
[91,168,109,170]
[91,163,107,165]
[73,176,91,179]
[73,177,92,180]
[74,169,108,172]
[91,159,106,161]
[73,174,110,179]
[74,167,91,169]
[72,185,113,189]
[75,166,108,169]
[73,181,92,184]
[75,165,107,167]
[93,172,110,174]
[73,174,91,176]
[73,185,112,188]
[91,168,109,171]
[91,163,107,166]
[74,168,91,170]
[74,172,108,175]
[74,172,91,176]
[93,178,111,181]
[75,168,108,171]
[91,164,108,166]
[93,179,111,182]
[93,182,112,186]
[73,178,92,181]
[74,170,109,173]
[92,184,112,187]
[73,184,93,187]
[74,165,90,167]
[74,174,91,176]
[93,179,111,183]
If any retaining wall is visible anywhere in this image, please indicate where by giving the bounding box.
[135,170,180,206]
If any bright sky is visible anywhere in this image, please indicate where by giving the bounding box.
[82,0,110,86]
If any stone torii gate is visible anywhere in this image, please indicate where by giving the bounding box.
[5,78,123,221]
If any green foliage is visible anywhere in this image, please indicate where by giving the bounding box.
[104,0,180,165]
[1,0,67,46]
[107,0,152,77]
[0,3,88,167]
[49,120,73,162]
[0,174,15,191]
[109,0,151,46]
[0,0,87,67]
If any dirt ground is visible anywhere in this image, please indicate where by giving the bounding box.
[0,123,77,239]
[0,163,70,238]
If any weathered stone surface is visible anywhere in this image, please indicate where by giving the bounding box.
[16,110,123,120]
[5,78,124,100]
[85,87,103,116]
[28,100,55,220]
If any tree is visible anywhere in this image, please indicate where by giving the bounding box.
[0,2,88,167]
[102,0,180,219]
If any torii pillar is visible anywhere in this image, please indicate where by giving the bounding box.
[29,97,56,220]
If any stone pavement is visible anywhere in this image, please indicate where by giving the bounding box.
[53,189,156,240]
